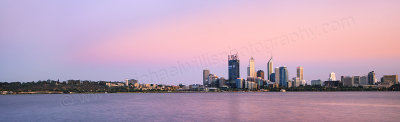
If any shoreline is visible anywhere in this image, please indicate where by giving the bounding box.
[2,90,400,95]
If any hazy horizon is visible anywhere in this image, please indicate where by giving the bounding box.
[1,0,399,85]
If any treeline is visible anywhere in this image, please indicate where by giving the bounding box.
[0,80,174,94]
[0,80,107,93]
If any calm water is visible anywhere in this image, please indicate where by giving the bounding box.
[1,92,399,122]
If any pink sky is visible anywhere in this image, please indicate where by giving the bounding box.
[1,0,399,84]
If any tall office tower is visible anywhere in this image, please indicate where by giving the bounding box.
[257,70,265,79]
[274,67,280,84]
[203,69,210,86]
[248,57,255,77]
[368,71,376,85]
[267,57,273,80]
[228,53,240,87]
[279,66,288,87]
[297,66,304,81]
[329,72,336,81]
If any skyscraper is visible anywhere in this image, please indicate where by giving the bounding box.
[203,69,210,86]
[228,53,240,87]
[248,57,255,77]
[297,66,304,81]
[368,71,375,85]
[329,72,336,81]
[279,66,288,87]
[274,67,280,84]
[267,57,273,80]
[257,70,265,79]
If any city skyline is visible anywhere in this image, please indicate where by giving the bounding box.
[0,0,400,85]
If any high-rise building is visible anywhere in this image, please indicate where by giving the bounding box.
[203,69,210,86]
[257,70,265,79]
[267,57,273,80]
[248,57,255,77]
[329,72,336,81]
[274,67,280,84]
[368,71,376,85]
[279,66,288,87]
[228,53,240,87]
[297,66,304,81]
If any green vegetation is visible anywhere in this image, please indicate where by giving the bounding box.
[1,80,399,94]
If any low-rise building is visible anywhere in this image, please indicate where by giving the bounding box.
[311,80,322,86]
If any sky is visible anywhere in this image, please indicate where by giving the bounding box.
[0,0,399,85]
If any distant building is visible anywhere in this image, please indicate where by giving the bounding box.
[257,70,265,80]
[359,76,368,86]
[301,80,306,86]
[125,79,138,86]
[267,57,273,80]
[219,77,227,88]
[292,77,301,87]
[256,77,263,89]
[203,69,210,86]
[274,67,280,85]
[324,81,340,88]
[382,75,399,84]
[379,75,398,88]
[270,73,276,82]
[208,74,219,87]
[311,80,322,86]
[368,71,376,85]
[236,78,244,89]
[297,66,304,81]
[248,57,256,78]
[287,80,292,88]
[342,76,354,87]
[228,54,240,88]
[279,66,288,87]
[329,72,336,81]
[353,76,360,87]
[243,79,249,89]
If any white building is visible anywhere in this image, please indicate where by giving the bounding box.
[329,72,336,81]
